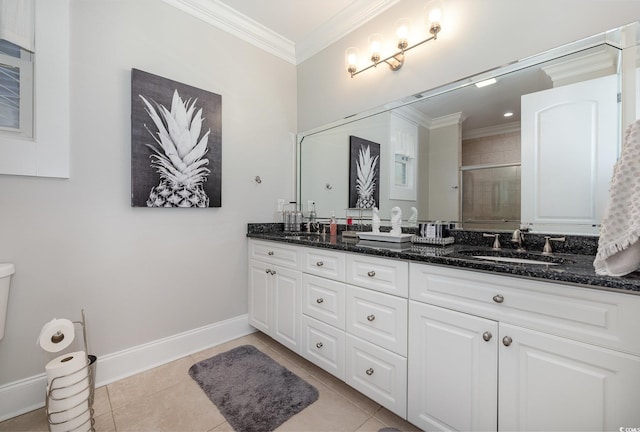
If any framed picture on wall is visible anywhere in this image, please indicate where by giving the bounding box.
[131,69,222,208]
[348,135,380,209]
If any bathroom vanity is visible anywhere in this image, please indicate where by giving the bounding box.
[247,230,640,431]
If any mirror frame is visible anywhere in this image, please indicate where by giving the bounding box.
[297,23,637,230]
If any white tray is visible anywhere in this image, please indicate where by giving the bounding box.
[356,232,413,243]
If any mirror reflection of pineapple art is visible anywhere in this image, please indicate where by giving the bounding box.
[140,90,211,207]
[355,144,379,208]
[349,136,381,209]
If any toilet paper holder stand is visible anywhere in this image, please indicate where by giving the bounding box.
[45,309,95,432]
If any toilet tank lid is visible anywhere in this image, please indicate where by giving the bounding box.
[0,263,15,278]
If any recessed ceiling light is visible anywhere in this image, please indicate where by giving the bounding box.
[504,111,514,117]
[475,78,497,88]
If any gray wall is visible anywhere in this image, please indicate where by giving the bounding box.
[0,0,296,385]
[297,0,640,131]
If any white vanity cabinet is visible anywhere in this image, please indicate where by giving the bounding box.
[248,240,302,353]
[409,262,640,431]
[299,246,409,418]
[248,238,640,430]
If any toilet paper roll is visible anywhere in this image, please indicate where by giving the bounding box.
[46,351,91,432]
[46,350,88,391]
[38,318,75,353]
[49,406,91,432]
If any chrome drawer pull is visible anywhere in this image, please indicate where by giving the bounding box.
[367,270,376,277]
[493,294,504,303]
[365,368,374,376]
[503,336,513,347]
[316,342,323,349]
[366,314,375,322]
[267,251,274,256]
[316,261,324,267]
[316,298,324,304]
[482,331,492,342]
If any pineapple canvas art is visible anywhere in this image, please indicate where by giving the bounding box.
[131,69,222,207]
[348,136,380,209]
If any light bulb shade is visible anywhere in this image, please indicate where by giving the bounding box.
[396,18,410,50]
[368,33,383,63]
[345,47,358,74]
[425,0,444,35]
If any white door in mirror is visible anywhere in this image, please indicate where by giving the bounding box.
[521,74,618,234]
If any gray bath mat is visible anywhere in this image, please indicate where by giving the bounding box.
[188,344,319,432]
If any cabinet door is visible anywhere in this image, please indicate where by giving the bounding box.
[248,259,271,334]
[271,265,302,353]
[499,324,640,431]
[408,301,498,431]
[346,334,407,419]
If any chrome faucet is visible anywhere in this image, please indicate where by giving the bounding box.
[483,233,501,250]
[512,229,526,252]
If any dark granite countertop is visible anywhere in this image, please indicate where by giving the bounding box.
[247,224,640,295]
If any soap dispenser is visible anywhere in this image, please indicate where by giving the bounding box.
[329,211,337,236]
[308,201,317,224]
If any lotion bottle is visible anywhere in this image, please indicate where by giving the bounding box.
[329,211,337,236]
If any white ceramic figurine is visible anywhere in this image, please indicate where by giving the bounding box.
[390,206,402,235]
[372,207,380,233]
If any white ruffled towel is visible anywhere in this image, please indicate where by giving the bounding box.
[594,119,640,276]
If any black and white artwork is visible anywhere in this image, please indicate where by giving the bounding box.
[131,69,222,207]
[348,136,380,209]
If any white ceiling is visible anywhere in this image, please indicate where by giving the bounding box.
[163,0,399,64]
[216,0,359,43]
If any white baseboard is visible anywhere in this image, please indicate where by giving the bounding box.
[0,314,254,422]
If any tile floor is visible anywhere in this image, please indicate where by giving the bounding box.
[0,332,419,432]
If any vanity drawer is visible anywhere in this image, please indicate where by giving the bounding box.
[301,247,346,282]
[302,274,346,330]
[345,334,407,419]
[410,262,640,355]
[346,285,407,356]
[346,254,408,297]
[249,240,300,269]
[301,315,345,380]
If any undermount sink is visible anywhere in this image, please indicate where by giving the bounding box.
[457,249,570,266]
[470,255,559,265]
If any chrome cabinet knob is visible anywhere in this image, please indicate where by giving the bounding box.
[316,342,323,349]
[503,336,513,346]
[493,294,504,303]
[265,268,271,274]
[367,314,376,322]
[482,331,492,342]
[267,251,274,256]
[367,270,376,277]
[271,270,276,275]
[316,261,324,267]
[365,368,374,376]
[316,298,324,304]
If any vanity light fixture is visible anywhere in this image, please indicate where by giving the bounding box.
[503,111,514,117]
[346,0,444,78]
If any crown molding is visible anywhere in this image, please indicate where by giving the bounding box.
[541,46,617,87]
[296,0,400,64]
[162,0,296,64]
[430,112,468,129]
[463,121,521,140]
[162,0,399,65]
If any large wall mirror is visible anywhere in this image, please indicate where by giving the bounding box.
[298,22,640,235]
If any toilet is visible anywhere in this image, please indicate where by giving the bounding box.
[0,263,15,341]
